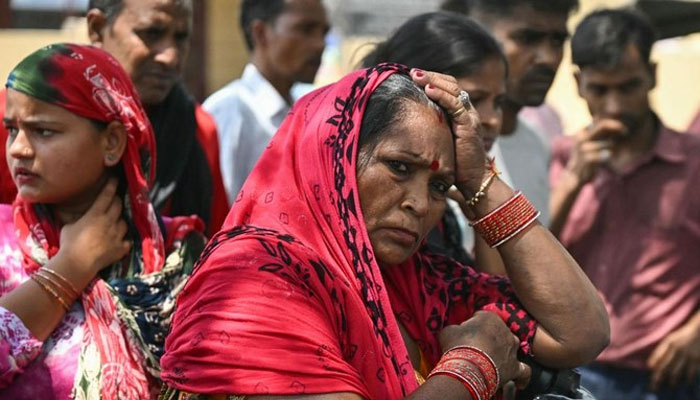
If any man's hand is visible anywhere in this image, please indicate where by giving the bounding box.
[565,119,627,185]
[647,315,700,391]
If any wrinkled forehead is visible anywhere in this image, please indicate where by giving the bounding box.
[379,101,454,159]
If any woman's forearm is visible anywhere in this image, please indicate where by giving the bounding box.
[549,169,585,238]
[467,179,609,367]
[0,253,92,341]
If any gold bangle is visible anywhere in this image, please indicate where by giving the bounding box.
[30,274,71,311]
[38,268,80,298]
[35,270,78,303]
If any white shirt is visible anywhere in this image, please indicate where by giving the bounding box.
[203,64,292,203]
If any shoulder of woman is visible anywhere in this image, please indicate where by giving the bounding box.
[0,204,16,244]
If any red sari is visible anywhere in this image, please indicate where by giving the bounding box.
[161,65,535,399]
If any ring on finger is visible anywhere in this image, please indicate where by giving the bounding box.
[450,107,466,118]
[458,90,470,107]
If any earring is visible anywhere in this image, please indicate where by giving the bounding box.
[106,154,116,163]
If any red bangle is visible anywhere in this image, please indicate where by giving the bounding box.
[470,191,539,247]
[430,370,482,400]
[444,346,500,391]
[427,346,500,400]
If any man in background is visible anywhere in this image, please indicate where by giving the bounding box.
[550,9,700,399]
[441,0,578,225]
[439,0,577,275]
[87,0,228,234]
[204,0,329,202]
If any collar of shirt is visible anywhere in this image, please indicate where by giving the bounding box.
[601,118,688,180]
[651,122,687,164]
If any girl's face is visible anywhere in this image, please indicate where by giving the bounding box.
[4,89,111,208]
[457,56,507,151]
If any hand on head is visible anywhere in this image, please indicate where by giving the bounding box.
[410,69,488,198]
[57,178,131,283]
[439,311,532,389]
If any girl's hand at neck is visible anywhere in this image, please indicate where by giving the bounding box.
[53,174,111,225]
[1,178,131,340]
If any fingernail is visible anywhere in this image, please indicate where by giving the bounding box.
[426,84,434,89]
[413,69,424,77]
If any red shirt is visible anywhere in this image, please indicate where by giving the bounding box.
[550,124,700,370]
[193,104,228,235]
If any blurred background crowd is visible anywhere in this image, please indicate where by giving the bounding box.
[1,0,699,135]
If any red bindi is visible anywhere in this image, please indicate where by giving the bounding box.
[430,160,440,171]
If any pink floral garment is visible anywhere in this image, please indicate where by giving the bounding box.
[0,204,86,400]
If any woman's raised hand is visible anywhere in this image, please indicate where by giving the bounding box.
[410,69,488,199]
[56,179,131,285]
[439,311,531,388]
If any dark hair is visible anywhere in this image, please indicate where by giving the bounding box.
[357,74,436,170]
[240,0,287,51]
[571,9,657,70]
[440,0,579,17]
[88,0,192,25]
[88,0,124,24]
[362,12,506,80]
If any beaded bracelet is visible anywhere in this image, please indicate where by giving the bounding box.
[30,274,71,311]
[465,157,500,207]
[470,191,540,248]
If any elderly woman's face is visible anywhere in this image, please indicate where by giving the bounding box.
[357,102,454,267]
[4,89,109,206]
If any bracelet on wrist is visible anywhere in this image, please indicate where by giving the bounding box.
[470,190,540,248]
[427,345,500,400]
[464,157,500,208]
[30,274,72,311]
[39,268,80,298]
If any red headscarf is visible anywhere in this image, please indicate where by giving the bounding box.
[7,43,203,399]
[162,65,535,398]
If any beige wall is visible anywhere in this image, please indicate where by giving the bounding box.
[206,0,248,96]
[0,18,88,85]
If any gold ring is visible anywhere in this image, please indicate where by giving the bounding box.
[450,107,466,118]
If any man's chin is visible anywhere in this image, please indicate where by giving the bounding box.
[139,87,173,106]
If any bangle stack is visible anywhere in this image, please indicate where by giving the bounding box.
[30,268,79,311]
[427,345,500,400]
[470,191,540,248]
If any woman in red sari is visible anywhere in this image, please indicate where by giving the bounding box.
[160,65,609,399]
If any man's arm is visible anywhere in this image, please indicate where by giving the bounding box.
[549,121,624,237]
